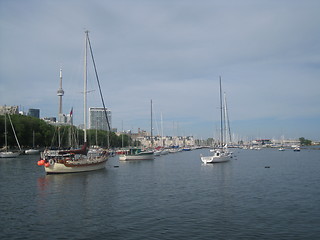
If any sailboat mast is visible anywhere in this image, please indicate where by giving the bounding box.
[219,76,224,147]
[4,113,7,152]
[83,31,88,143]
[224,92,232,144]
[151,99,153,147]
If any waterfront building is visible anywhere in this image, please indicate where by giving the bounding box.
[89,107,111,131]
[0,105,19,115]
[126,130,195,148]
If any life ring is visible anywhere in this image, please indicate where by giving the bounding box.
[49,159,55,165]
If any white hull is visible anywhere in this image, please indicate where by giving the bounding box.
[201,155,230,163]
[119,153,154,161]
[153,151,161,156]
[0,151,20,158]
[200,149,231,164]
[25,149,40,155]
[44,158,107,174]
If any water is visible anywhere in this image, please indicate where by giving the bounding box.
[1,148,320,239]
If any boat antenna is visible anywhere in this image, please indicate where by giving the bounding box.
[86,31,111,148]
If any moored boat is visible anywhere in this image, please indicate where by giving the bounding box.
[119,148,154,161]
[0,151,20,158]
[0,112,22,158]
[38,31,109,174]
[201,148,231,163]
[201,77,231,164]
[25,131,39,154]
[25,149,40,155]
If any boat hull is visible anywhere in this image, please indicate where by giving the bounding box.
[0,152,20,158]
[119,152,154,161]
[25,149,40,155]
[44,159,107,174]
[201,155,230,163]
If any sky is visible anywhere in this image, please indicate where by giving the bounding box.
[1,0,319,141]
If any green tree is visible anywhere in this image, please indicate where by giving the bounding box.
[299,137,312,146]
[0,114,132,149]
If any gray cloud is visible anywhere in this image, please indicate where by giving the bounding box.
[1,0,319,140]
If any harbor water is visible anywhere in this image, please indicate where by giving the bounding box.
[1,148,320,239]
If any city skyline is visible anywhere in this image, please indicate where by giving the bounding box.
[1,1,319,140]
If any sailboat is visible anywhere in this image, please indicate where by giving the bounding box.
[25,131,39,155]
[0,112,22,158]
[201,77,231,164]
[119,100,154,161]
[38,31,109,173]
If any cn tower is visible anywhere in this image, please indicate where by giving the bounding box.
[57,68,64,119]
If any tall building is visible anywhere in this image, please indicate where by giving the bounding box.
[28,108,40,118]
[57,68,64,123]
[89,107,111,131]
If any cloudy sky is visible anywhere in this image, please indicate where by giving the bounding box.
[1,0,319,141]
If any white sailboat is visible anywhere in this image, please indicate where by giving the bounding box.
[0,113,22,158]
[38,31,109,173]
[201,77,231,164]
[25,131,39,155]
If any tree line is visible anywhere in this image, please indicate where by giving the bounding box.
[0,114,132,149]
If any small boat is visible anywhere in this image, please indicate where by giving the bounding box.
[201,148,231,163]
[0,151,20,158]
[25,149,40,155]
[278,147,285,151]
[119,148,154,161]
[182,147,191,151]
[38,31,109,174]
[0,113,22,158]
[153,150,162,156]
[293,147,301,152]
[25,131,39,155]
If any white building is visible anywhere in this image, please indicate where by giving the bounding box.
[89,107,111,131]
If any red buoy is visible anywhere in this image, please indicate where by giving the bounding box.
[38,160,45,166]
[44,162,50,167]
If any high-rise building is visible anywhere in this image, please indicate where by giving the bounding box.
[28,108,40,118]
[89,107,111,131]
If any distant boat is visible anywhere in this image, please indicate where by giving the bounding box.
[38,31,109,174]
[293,147,301,152]
[0,112,22,158]
[182,147,191,151]
[201,77,231,164]
[120,100,155,161]
[25,131,39,155]
[25,149,39,155]
[119,148,154,161]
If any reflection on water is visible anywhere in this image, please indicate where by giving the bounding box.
[1,149,320,239]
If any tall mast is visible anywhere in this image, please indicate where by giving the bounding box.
[224,92,232,144]
[4,112,7,152]
[151,99,153,147]
[83,31,88,143]
[219,76,223,147]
